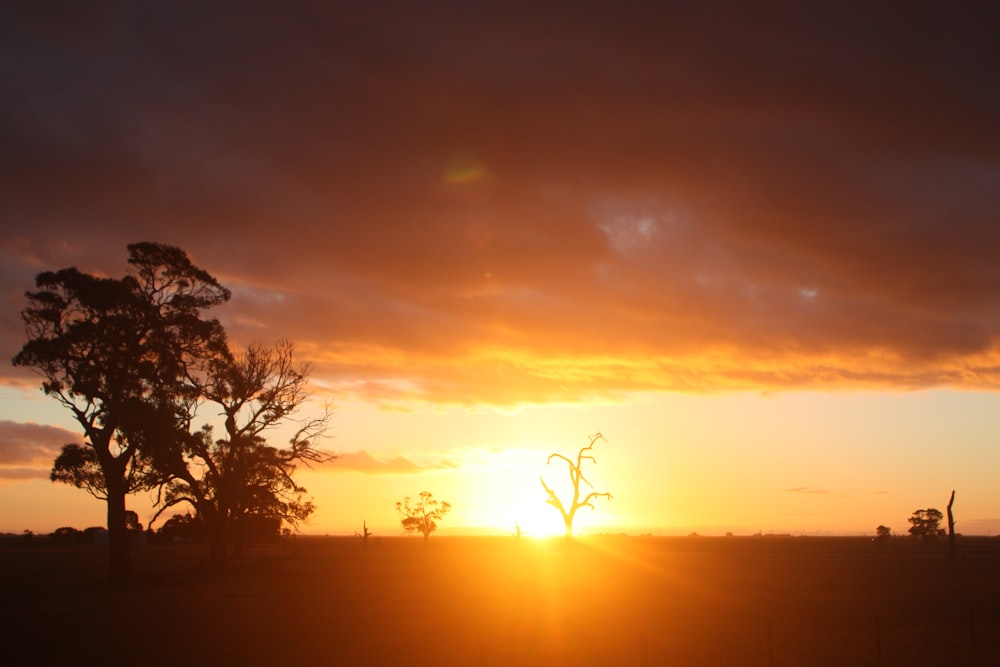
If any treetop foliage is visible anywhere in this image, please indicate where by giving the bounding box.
[908,508,945,540]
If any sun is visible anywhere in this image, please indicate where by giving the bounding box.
[516,517,566,539]
[506,496,567,538]
[468,482,569,538]
[454,449,571,538]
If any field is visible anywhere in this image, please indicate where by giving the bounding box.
[3,535,1000,666]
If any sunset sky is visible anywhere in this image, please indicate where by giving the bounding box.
[2,3,999,537]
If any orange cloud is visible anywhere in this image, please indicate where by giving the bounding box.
[0,421,80,481]
[0,421,78,466]
[330,450,458,474]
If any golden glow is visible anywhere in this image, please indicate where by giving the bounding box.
[448,446,569,537]
[10,391,1000,538]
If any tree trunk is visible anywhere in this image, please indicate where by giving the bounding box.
[947,490,956,560]
[105,480,131,586]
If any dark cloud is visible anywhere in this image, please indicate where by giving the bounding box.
[2,3,999,404]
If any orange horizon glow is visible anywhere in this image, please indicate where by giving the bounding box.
[5,390,1000,539]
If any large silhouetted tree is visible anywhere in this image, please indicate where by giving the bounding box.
[397,491,451,541]
[13,242,230,583]
[150,340,333,569]
[540,432,613,538]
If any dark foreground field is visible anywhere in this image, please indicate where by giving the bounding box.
[3,535,1000,666]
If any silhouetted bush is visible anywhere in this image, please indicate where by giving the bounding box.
[51,527,84,544]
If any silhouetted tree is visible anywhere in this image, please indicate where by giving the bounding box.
[908,508,946,541]
[82,526,108,543]
[155,513,205,544]
[540,432,613,538]
[12,242,230,583]
[124,510,139,531]
[396,491,451,541]
[51,526,84,544]
[876,525,891,540]
[150,340,333,569]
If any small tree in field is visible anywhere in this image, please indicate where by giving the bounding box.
[908,508,945,541]
[396,491,451,542]
[540,432,613,538]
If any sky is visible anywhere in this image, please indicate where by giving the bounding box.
[1,2,999,537]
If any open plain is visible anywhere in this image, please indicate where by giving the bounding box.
[3,535,1000,666]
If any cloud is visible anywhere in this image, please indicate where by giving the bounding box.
[0,421,77,483]
[783,487,832,496]
[0,421,78,465]
[0,467,49,481]
[1,4,999,405]
[330,449,457,475]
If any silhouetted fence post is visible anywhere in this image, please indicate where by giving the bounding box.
[947,490,957,560]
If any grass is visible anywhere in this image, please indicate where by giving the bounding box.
[3,535,1000,666]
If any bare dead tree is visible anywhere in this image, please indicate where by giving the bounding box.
[355,520,373,551]
[947,489,956,560]
[540,432,613,538]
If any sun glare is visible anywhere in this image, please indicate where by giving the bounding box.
[453,446,584,538]
[505,495,567,539]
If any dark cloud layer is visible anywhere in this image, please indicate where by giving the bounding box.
[2,2,999,404]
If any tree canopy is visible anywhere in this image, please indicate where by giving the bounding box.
[908,508,945,541]
[397,491,451,541]
[151,339,333,569]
